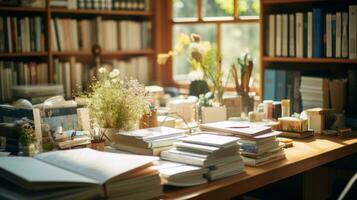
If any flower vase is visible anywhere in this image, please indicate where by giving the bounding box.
[241,92,254,116]
[90,140,105,151]
[214,89,224,106]
[101,128,119,146]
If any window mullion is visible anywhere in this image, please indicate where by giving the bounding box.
[234,0,238,19]
[198,0,203,21]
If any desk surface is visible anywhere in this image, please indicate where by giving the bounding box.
[163,136,357,200]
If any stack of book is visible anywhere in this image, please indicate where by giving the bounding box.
[161,133,244,181]
[300,76,330,110]
[0,16,45,53]
[200,121,286,167]
[54,130,91,149]
[51,17,151,52]
[239,132,285,167]
[111,126,187,156]
[151,160,209,187]
[0,148,163,199]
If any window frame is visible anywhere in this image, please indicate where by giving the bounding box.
[163,0,261,94]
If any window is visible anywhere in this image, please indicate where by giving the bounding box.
[172,0,260,89]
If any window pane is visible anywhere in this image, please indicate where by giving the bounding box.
[173,24,216,81]
[238,0,260,17]
[204,0,233,18]
[173,0,197,19]
[221,23,260,88]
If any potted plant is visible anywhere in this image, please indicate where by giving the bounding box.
[19,123,38,156]
[78,68,151,142]
[89,128,106,151]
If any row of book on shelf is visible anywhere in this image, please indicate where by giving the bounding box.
[0,16,45,53]
[0,56,150,102]
[51,17,151,52]
[0,0,45,8]
[51,0,151,11]
[265,5,357,59]
[263,68,355,118]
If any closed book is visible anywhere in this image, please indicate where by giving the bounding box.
[331,15,336,57]
[275,70,287,100]
[282,14,288,57]
[242,149,285,166]
[111,142,171,156]
[268,14,275,57]
[335,12,342,58]
[280,130,314,139]
[296,12,304,58]
[326,14,332,57]
[307,12,313,58]
[341,12,348,58]
[275,14,282,57]
[200,121,272,137]
[264,68,276,101]
[178,133,239,148]
[288,14,295,57]
[312,8,324,58]
[349,5,357,59]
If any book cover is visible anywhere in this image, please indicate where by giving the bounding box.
[264,68,277,101]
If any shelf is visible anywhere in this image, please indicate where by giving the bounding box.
[0,6,46,13]
[52,49,154,57]
[263,57,357,64]
[262,0,339,4]
[51,9,152,17]
[0,52,48,58]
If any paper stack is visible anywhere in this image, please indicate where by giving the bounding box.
[151,160,209,187]
[111,127,187,156]
[200,121,286,167]
[161,133,244,181]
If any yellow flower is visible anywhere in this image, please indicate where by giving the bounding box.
[179,33,190,45]
[157,53,171,65]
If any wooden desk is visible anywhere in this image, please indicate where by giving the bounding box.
[163,136,357,200]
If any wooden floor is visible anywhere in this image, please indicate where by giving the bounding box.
[163,136,357,200]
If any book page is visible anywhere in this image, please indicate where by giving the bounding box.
[0,157,97,190]
[35,148,158,184]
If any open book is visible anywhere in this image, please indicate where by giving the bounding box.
[0,148,162,200]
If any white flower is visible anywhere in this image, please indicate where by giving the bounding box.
[98,67,107,74]
[109,69,120,78]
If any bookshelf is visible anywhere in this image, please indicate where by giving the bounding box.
[0,0,156,102]
[260,0,357,96]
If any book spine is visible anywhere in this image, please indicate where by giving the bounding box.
[307,12,313,58]
[289,14,295,57]
[335,12,342,58]
[282,14,288,57]
[349,5,357,59]
[296,13,303,58]
[341,12,348,58]
[331,14,336,58]
[268,14,275,57]
[275,14,282,57]
[326,13,332,57]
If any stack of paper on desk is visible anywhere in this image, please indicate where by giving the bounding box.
[151,160,208,187]
[161,133,244,181]
[200,121,286,167]
[238,131,286,167]
[0,148,162,200]
[111,126,187,156]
